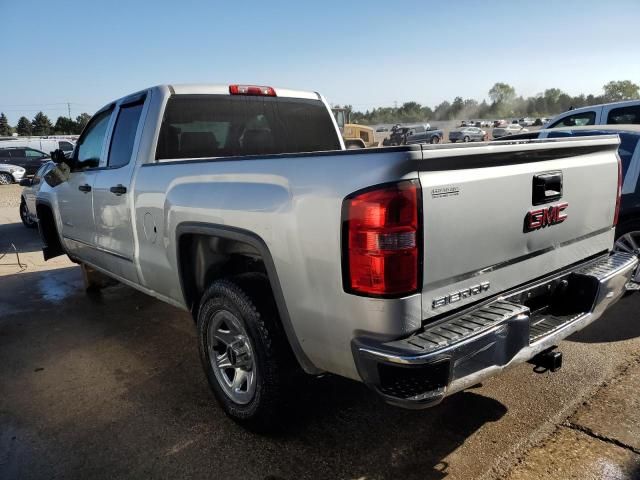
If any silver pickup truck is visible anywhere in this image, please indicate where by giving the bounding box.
[36,83,637,430]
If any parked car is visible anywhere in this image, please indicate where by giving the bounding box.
[493,124,640,283]
[19,161,55,227]
[518,118,534,127]
[492,124,529,138]
[0,147,51,175]
[544,99,640,128]
[449,126,486,142]
[0,137,75,155]
[384,124,443,145]
[35,83,634,430]
[493,119,507,127]
[375,126,389,132]
[0,163,26,185]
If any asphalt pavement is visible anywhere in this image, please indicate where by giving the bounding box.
[0,187,638,479]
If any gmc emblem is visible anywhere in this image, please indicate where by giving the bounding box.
[525,202,568,232]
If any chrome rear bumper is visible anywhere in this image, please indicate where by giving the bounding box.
[352,252,638,408]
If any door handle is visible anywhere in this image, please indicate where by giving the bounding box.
[110,184,127,195]
[78,184,91,193]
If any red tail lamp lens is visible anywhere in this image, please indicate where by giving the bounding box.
[343,180,421,296]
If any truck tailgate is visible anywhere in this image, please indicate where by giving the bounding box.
[418,136,620,320]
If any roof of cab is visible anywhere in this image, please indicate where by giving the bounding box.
[168,83,321,100]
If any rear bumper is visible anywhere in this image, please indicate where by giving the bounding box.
[352,252,637,409]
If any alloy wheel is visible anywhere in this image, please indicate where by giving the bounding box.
[207,310,257,405]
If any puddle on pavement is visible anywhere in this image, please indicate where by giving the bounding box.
[37,275,77,302]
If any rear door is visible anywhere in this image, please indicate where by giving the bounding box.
[418,137,620,319]
[56,106,114,264]
[91,92,147,282]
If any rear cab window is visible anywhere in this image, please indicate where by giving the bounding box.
[156,95,341,160]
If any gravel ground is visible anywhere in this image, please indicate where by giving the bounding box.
[0,185,21,208]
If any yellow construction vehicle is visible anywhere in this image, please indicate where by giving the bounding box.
[332,107,378,149]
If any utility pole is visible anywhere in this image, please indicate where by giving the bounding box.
[67,102,72,120]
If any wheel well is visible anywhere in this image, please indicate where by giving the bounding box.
[179,233,270,318]
[35,203,65,260]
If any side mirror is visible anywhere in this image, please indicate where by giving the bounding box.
[19,178,33,187]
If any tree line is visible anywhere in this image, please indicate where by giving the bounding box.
[345,80,639,125]
[0,111,92,137]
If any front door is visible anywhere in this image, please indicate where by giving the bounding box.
[91,93,147,282]
[57,107,114,264]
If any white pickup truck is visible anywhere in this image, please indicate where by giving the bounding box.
[36,83,636,430]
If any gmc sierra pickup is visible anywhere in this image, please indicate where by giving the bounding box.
[36,83,637,430]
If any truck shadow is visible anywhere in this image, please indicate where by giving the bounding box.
[0,267,507,480]
[567,293,640,344]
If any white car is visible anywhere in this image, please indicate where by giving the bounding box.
[492,124,529,138]
[0,163,26,185]
[19,161,55,228]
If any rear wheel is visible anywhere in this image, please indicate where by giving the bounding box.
[430,136,440,144]
[197,275,295,431]
[0,173,12,185]
[463,136,470,143]
[19,199,36,228]
[614,220,640,284]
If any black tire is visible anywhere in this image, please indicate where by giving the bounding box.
[430,136,440,144]
[463,136,470,143]
[197,274,295,431]
[450,139,457,143]
[0,173,12,185]
[19,199,36,228]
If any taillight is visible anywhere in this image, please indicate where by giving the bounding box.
[614,154,622,226]
[229,84,276,97]
[342,180,422,297]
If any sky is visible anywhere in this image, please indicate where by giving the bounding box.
[1,0,639,124]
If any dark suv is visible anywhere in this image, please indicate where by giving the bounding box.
[0,147,50,175]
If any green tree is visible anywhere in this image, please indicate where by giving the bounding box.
[31,112,53,135]
[54,116,78,134]
[488,82,516,104]
[0,113,11,136]
[76,113,91,132]
[602,80,640,102]
[16,116,32,136]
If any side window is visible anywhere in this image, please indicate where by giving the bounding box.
[549,111,596,128]
[74,108,113,170]
[25,148,45,158]
[607,105,640,125]
[107,100,145,168]
[59,141,74,152]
